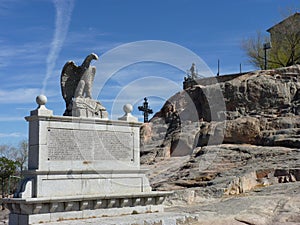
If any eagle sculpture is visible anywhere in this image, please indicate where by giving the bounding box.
[60,53,98,116]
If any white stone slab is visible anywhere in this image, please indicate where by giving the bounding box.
[25,115,142,172]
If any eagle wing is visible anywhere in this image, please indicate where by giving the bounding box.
[60,61,81,106]
[90,66,96,83]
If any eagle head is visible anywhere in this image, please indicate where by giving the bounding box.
[90,53,98,61]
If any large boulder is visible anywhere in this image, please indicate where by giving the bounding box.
[141,65,300,162]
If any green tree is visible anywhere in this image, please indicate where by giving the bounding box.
[0,140,28,172]
[15,140,28,173]
[0,157,17,209]
[242,12,300,69]
[0,144,12,159]
[242,31,269,69]
[0,141,28,206]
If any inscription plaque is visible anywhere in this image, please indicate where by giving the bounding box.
[47,128,134,161]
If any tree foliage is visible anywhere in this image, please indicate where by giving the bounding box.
[242,12,300,69]
[0,140,28,172]
[242,31,269,69]
[0,140,28,199]
[0,157,17,198]
[0,157,17,182]
[15,140,28,172]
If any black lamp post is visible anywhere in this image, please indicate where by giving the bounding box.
[263,42,271,70]
[138,97,153,123]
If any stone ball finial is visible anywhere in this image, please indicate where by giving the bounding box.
[118,104,138,122]
[36,95,47,106]
[123,104,133,114]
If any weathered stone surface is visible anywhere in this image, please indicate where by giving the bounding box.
[223,117,261,144]
[167,182,300,225]
[141,65,300,161]
[0,208,9,225]
[139,143,300,224]
[143,144,299,193]
[72,97,108,118]
[2,182,297,225]
[138,65,300,225]
[140,120,199,163]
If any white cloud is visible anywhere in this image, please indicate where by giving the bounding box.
[0,116,24,122]
[0,42,48,68]
[63,30,114,48]
[0,88,41,103]
[0,132,25,138]
[42,0,74,94]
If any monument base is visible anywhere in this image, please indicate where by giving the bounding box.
[72,97,108,118]
[17,169,153,198]
[5,192,170,225]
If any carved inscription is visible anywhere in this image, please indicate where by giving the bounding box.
[48,128,134,161]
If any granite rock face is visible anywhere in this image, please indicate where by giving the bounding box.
[144,144,299,192]
[140,65,300,224]
[140,143,300,224]
[141,65,300,162]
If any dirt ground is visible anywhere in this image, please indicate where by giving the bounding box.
[0,206,8,225]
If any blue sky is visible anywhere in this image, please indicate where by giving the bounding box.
[0,0,299,145]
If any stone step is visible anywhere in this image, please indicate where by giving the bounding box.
[30,211,198,225]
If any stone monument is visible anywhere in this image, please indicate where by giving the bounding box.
[183,63,199,89]
[3,55,171,225]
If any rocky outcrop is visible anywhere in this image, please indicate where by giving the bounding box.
[140,65,300,224]
[141,65,300,163]
[140,143,300,224]
[143,144,300,192]
[166,182,300,225]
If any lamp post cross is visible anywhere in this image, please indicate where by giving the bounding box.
[138,97,153,123]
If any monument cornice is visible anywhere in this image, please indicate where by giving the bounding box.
[25,114,143,127]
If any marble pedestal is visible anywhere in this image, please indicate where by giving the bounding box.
[4,103,171,225]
